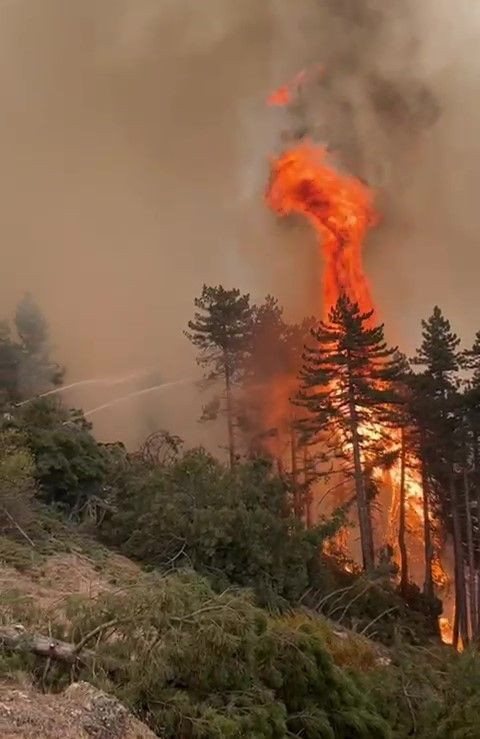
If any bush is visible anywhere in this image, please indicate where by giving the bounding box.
[0,430,36,537]
[101,450,341,608]
[13,399,117,512]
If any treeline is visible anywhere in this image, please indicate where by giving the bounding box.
[2,288,480,651]
[1,292,480,735]
[184,285,480,649]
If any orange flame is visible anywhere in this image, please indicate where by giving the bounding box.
[263,83,453,635]
[267,66,323,108]
[266,143,378,317]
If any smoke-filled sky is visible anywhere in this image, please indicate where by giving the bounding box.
[1,0,479,448]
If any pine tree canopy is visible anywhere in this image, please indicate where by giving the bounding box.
[185,285,253,382]
[15,293,49,355]
[297,294,402,446]
[413,306,461,390]
[463,329,480,385]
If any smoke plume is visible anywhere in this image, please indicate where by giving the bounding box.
[0,0,478,447]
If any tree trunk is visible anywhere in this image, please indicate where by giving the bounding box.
[398,427,409,596]
[348,390,374,572]
[463,464,476,639]
[290,424,301,519]
[0,625,94,665]
[223,352,236,469]
[450,472,469,647]
[473,430,480,641]
[304,446,313,528]
[420,436,434,600]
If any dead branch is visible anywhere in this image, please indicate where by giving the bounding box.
[359,606,398,636]
[73,618,123,655]
[330,582,373,622]
[1,506,36,548]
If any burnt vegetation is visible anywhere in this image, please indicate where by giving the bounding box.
[0,291,479,737]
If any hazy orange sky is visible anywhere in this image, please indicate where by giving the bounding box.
[1,0,479,448]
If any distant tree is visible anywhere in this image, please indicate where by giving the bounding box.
[240,297,316,517]
[0,321,21,405]
[240,296,292,446]
[185,285,253,467]
[296,294,402,572]
[14,293,63,398]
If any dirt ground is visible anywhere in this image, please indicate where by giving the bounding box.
[0,680,156,738]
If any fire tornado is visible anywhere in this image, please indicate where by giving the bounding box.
[266,142,377,318]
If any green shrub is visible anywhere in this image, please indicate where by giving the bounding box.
[101,451,341,609]
[61,570,390,738]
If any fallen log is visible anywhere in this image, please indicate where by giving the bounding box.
[0,624,95,665]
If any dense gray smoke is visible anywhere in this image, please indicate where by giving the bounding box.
[0,0,479,447]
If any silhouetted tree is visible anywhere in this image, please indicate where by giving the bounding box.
[413,306,465,644]
[14,293,63,398]
[296,295,402,571]
[0,321,21,405]
[185,285,253,467]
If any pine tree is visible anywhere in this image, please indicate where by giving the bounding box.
[404,370,436,600]
[296,294,402,571]
[461,331,480,639]
[389,351,414,597]
[240,297,315,517]
[14,293,63,397]
[0,321,21,406]
[413,306,465,644]
[15,292,48,354]
[185,285,253,468]
[413,306,460,394]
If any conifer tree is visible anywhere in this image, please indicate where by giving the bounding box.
[241,297,314,517]
[14,293,63,397]
[461,330,480,639]
[403,370,437,600]
[413,306,465,642]
[186,285,253,468]
[388,351,414,597]
[296,294,402,571]
[0,321,21,405]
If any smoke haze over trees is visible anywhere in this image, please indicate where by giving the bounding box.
[0,0,479,451]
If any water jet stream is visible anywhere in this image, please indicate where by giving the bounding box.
[81,379,193,420]
[17,369,155,407]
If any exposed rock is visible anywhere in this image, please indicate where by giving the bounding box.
[0,681,156,738]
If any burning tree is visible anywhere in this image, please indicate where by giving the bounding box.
[296,294,403,572]
[240,297,315,513]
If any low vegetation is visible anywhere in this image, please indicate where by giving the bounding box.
[0,294,479,737]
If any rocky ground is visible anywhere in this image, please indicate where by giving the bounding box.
[0,681,156,738]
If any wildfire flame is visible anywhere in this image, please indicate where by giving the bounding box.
[264,77,453,643]
[266,143,377,317]
[267,65,324,108]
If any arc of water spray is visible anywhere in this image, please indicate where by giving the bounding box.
[79,379,193,421]
[17,369,156,407]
